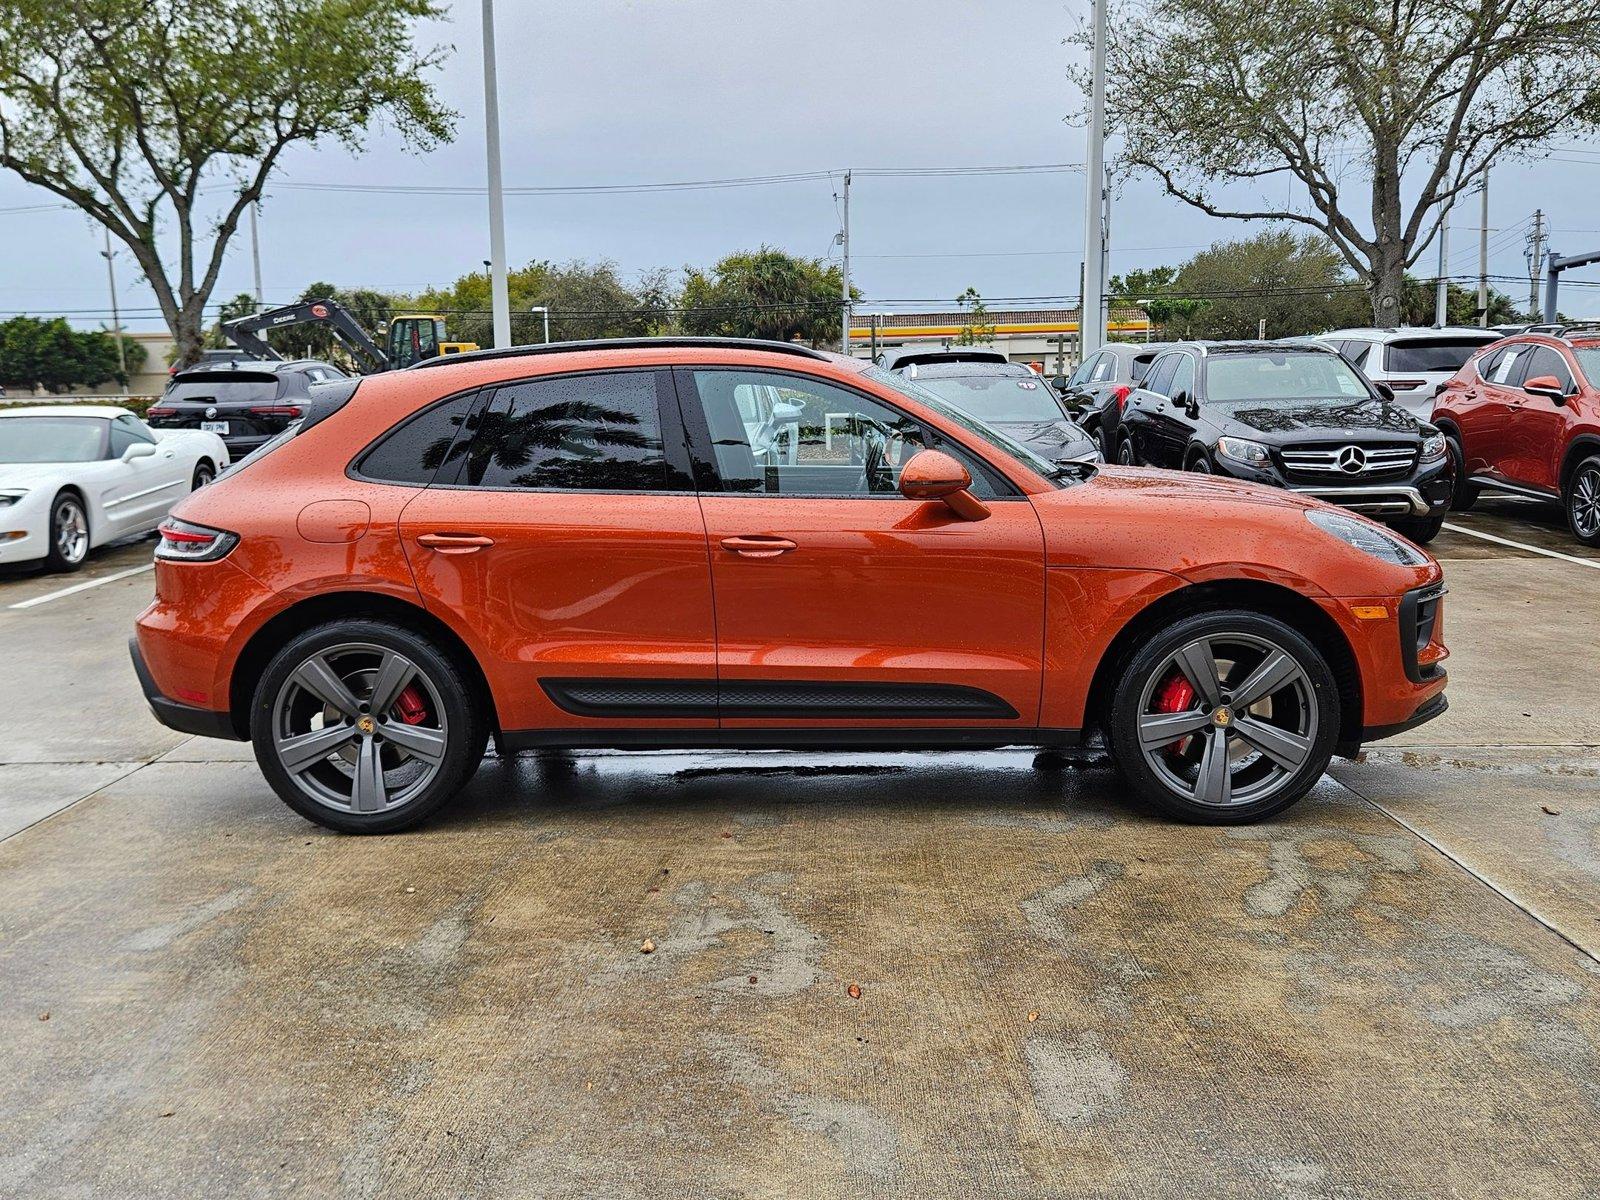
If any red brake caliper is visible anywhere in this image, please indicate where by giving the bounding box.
[393,684,429,726]
[1153,671,1197,756]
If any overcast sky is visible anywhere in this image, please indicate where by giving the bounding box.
[4,0,1599,332]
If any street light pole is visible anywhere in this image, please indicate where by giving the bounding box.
[530,305,550,343]
[1080,0,1108,359]
[249,200,264,312]
[481,0,511,349]
[100,228,127,381]
[1434,198,1451,328]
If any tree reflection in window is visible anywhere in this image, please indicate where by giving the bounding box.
[449,373,668,491]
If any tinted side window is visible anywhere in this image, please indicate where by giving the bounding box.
[358,391,484,485]
[1067,353,1099,388]
[458,370,670,491]
[1143,354,1180,396]
[1091,354,1116,383]
[108,421,137,458]
[1169,354,1196,401]
[1521,347,1574,392]
[1488,345,1531,386]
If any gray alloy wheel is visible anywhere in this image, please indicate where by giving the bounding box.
[1569,457,1600,545]
[46,493,89,572]
[268,642,451,817]
[192,460,215,489]
[1133,632,1318,809]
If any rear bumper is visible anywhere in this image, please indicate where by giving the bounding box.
[129,636,243,741]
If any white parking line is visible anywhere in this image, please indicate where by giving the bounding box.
[8,562,154,610]
[1442,522,1600,571]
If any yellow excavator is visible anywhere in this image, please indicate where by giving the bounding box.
[223,299,478,372]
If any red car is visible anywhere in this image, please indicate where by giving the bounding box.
[130,339,1448,833]
[1432,331,1600,545]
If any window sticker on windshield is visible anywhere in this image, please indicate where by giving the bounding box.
[1016,380,1038,389]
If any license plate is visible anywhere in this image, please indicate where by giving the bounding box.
[201,420,229,434]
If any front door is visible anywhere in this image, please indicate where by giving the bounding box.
[105,413,186,534]
[675,366,1047,729]
[398,368,718,734]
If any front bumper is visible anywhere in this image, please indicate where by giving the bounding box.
[1212,453,1452,520]
[129,636,243,740]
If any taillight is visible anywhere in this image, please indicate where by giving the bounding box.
[146,406,175,417]
[1385,379,1428,391]
[248,405,303,418]
[1113,384,1131,411]
[155,518,238,562]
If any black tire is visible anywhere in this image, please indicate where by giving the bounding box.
[1187,452,1212,474]
[249,619,487,833]
[1390,512,1445,544]
[1116,436,1136,467]
[43,491,90,574]
[191,459,216,489]
[1565,454,1600,548]
[1104,610,1339,823]
[1446,435,1477,511]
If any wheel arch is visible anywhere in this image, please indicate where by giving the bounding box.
[1083,578,1363,750]
[227,590,499,741]
[1559,434,1600,493]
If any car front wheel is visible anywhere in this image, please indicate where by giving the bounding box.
[250,620,488,833]
[1105,610,1339,823]
[1567,454,1600,547]
[44,491,89,573]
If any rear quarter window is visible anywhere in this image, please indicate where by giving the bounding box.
[356,391,485,485]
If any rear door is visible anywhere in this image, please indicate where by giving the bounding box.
[1461,343,1531,481]
[677,365,1047,730]
[396,368,718,736]
[1503,346,1574,491]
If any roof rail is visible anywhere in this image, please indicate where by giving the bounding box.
[407,335,834,371]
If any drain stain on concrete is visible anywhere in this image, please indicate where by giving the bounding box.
[119,885,255,952]
[704,1034,902,1182]
[1227,826,1418,917]
[1020,860,1125,948]
[1024,1032,1127,1129]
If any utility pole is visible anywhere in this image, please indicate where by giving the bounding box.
[839,170,852,355]
[1080,0,1108,358]
[99,228,126,381]
[248,201,264,312]
[1476,173,1489,328]
[481,0,511,349]
[1526,210,1546,320]
[1434,198,1451,328]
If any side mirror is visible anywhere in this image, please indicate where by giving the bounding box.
[1523,374,1567,404]
[1051,375,1069,392]
[898,449,990,521]
[122,441,157,462]
[1374,382,1396,403]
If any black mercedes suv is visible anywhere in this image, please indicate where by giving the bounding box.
[147,359,348,457]
[1113,341,1453,542]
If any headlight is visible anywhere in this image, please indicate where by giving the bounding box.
[1215,436,1271,467]
[0,490,26,509]
[1306,509,1428,566]
[1419,432,1447,463]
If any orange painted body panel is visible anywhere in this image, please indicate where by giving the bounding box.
[134,344,1448,745]
[699,494,1046,727]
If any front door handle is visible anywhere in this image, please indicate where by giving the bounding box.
[417,532,495,554]
[721,535,797,558]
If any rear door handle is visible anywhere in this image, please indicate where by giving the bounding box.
[720,535,797,558]
[417,533,495,554]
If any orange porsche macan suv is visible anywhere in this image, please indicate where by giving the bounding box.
[130,339,1448,833]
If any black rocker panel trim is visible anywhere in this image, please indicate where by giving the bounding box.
[500,727,1081,753]
[539,678,1020,720]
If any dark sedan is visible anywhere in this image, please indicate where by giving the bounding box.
[1116,342,1452,542]
[147,359,347,457]
[897,361,1101,465]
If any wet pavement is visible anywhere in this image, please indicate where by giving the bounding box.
[1,503,1597,1198]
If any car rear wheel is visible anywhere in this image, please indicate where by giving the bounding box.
[1567,455,1600,547]
[44,491,89,574]
[1117,437,1136,466]
[1105,611,1339,823]
[1447,435,1477,511]
[250,620,487,833]
[191,459,215,489]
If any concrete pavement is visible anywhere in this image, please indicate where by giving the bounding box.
[1,502,1597,1198]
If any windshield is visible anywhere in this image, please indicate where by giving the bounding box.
[0,417,106,463]
[865,365,1069,481]
[1572,347,1600,387]
[911,374,1064,422]
[1205,353,1372,404]
[1386,339,1496,374]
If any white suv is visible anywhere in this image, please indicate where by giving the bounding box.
[1317,327,1502,420]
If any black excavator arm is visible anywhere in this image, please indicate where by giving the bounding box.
[222,299,392,374]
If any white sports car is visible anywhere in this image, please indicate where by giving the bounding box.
[0,405,229,572]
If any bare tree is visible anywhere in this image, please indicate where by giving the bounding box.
[1080,0,1600,323]
[0,0,454,364]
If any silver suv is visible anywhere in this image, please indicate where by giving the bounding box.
[1317,327,1502,420]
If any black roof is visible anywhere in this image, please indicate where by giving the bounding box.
[408,336,833,371]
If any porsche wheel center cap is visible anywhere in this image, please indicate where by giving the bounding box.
[357,715,376,735]
[1212,706,1234,728]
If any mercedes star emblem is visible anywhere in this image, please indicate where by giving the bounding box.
[1336,445,1367,473]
